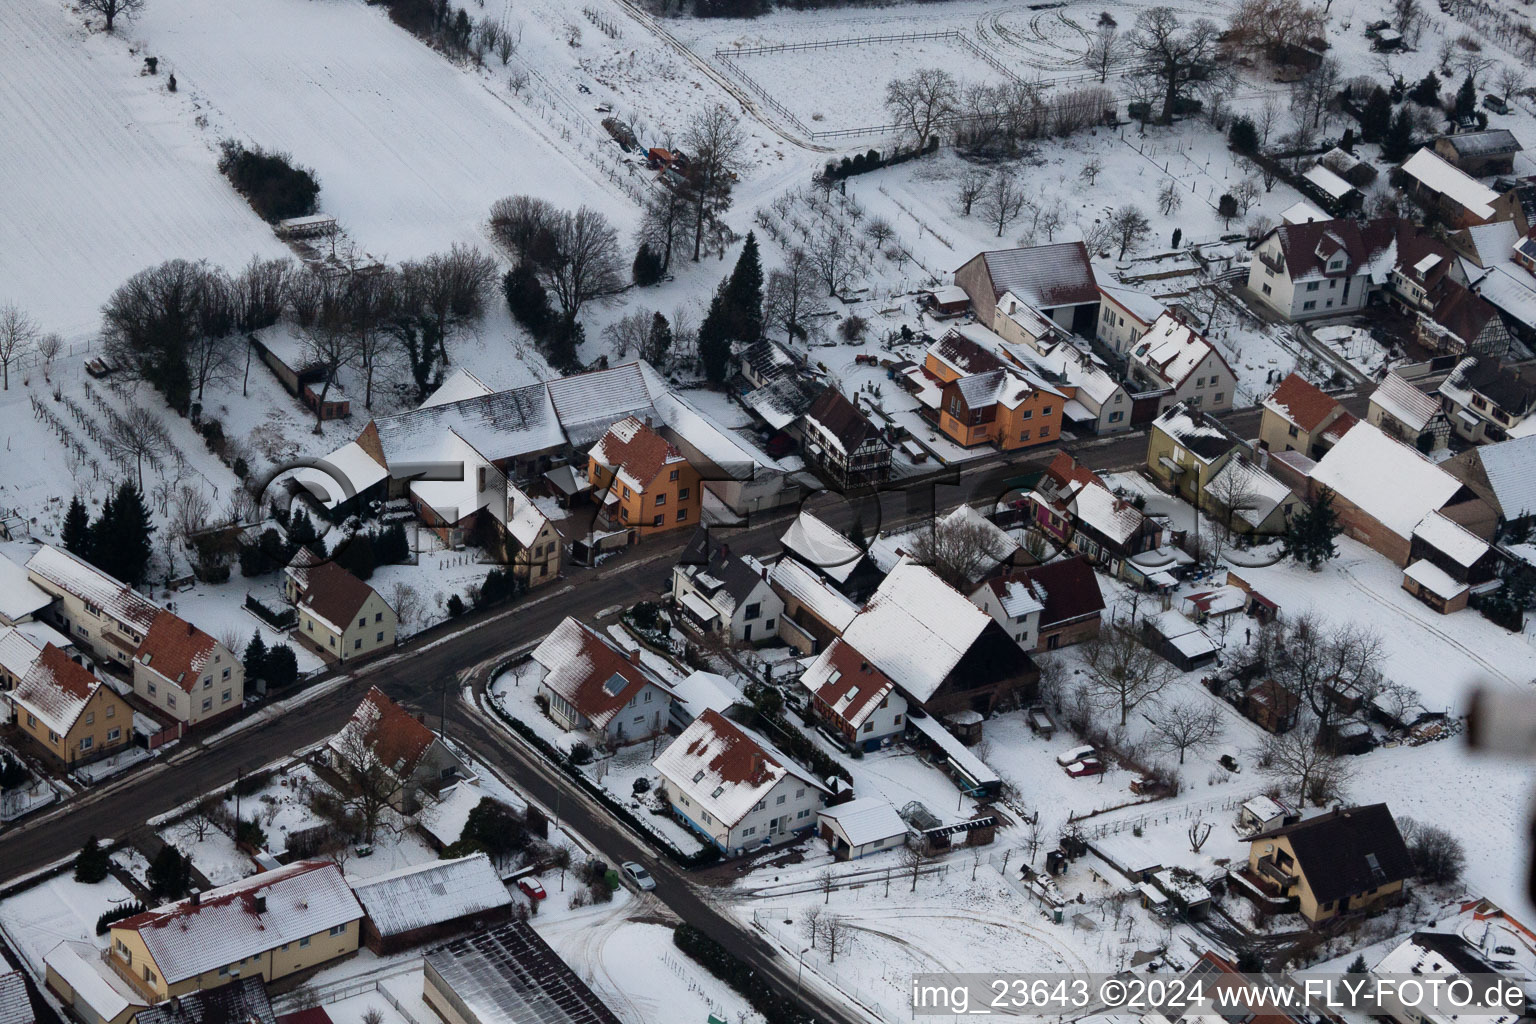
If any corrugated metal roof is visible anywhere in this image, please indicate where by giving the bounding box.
[351,854,510,937]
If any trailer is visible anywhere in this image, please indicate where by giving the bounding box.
[274,214,339,239]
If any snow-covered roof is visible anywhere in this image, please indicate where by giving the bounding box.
[589,415,686,494]
[1440,128,1522,158]
[780,511,863,584]
[291,439,390,509]
[372,382,564,468]
[505,481,550,548]
[351,853,510,937]
[417,779,493,849]
[970,242,1098,308]
[12,644,106,737]
[1069,480,1148,545]
[330,686,440,780]
[421,367,494,409]
[799,639,897,729]
[1264,373,1342,433]
[994,577,1046,619]
[1411,512,1489,567]
[1150,611,1217,659]
[1097,280,1167,325]
[1309,423,1464,541]
[841,559,991,703]
[671,669,747,720]
[652,378,784,480]
[1471,435,1536,521]
[548,362,660,449]
[0,555,52,624]
[1243,795,1285,821]
[929,284,970,305]
[1474,265,1536,330]
[768,556,860,632]
[26,544,159,632]
[1401,148,1499,221]
[1304,163,1357,200]
[0,971,28,1024]
[406,428,500,525]
[1370,372,1441,432]
[818,798,909,847]
[1404,558,1470,601]
[43,942,146,1022]
[0,626,44,684]
[654,709,826,830]
[1281,199,1330,225]
[1461,220,1518,268]
[1203,456,1293,527]
[426,922,623,1024]
[115,861,362,985]
[532,617,674,730]
[1130,313,1226,390]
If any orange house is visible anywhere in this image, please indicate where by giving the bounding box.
[936,371,1064,450]
[587,416,701,538]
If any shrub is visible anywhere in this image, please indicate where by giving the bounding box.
[569,741,593,765]
[674,924,816,1024]
[838,315,868,342]
[633,243,664,286]
[96,901,145,935]
[446,593,466,618]
[74,836,110,883]
[217,141,321,223]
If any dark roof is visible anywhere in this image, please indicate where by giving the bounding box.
[425,921,623,1024]
[805,386,884,453]
[294,558,380,631]
[1426,281,1501,348]
[972,242,1099,307]
[931,331,1005,375]
[1404,931,1499,973]
[0,972,34,1024]
[1446,355,1536,415]
[1267,217,1400,281]
[1440,129,1522,158]
[135,978,276,1024]
[740,339,798,381]
[988,557,1105,629]
[1153,403,1245,461]
[1253,803,1411,903]
[680,532,769,606]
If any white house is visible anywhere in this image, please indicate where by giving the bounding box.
[653,709,828,855]
[798,639,908,751]
[969,574,1045,651]
[1246,218,1399,322]
[1126,313,1236,414]
[1096,281,1167,355]
[530,617,676,748]
[670,538,782,644]
[817,798,910,860]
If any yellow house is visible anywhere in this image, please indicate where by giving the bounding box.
[12,644,132,766]
[108,860,363,1001]
[285,554,398,664]
[1245,804,1411,924]
[587,416,701,538]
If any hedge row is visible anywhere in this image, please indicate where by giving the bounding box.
[673,924,816,1024]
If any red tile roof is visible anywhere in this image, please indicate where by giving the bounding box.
[589,416,685,493]
[1264,373,1343,432]
[531,617,667,730]
[806,640,896,729]
[336,686,438,778]
[986,556,1105,629]
[136,611,219,692]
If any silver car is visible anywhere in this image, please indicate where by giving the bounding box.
[621,861,656,891]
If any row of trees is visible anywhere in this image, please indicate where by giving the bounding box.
[62,486,156,586]
[884,68,1116,157]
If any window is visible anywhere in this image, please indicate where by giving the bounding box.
[203,698,212,711]
[655,492,666,506]
[222,667,231,680]
[893,714,903,725]
[219,965,230,977]
[375,612,383,623]
[330,923,347,936]
[744,603,761,620]
[796,788,805,798]
[166,693,175,709]
[329,636,336,647]
[1040,426,1049,438]
[776,793,787,805]
[1329,278,1337,289]
[1288,425,1299,437]
[105,705,114,718]
[147,681,157,696]
[1021,408,1033,420]
[1261,283,1272,296]
[222,690,232,703]
[1306,281,1320,292]
[85,711,94,725]
[764,618,775,631]
[742,826,756,837]
[1019,429,1031,442]
[1214,393,1224,404]
[797,808,811,819]
[203,679,211,690]
[676,509,687,522]
[622,485,631,499]
[1195,377,1204,388]
[107,727,120,742]
[862,722,873,733]
[80,736,93,751]
[1209,375,1219,386]
[1043,406,1052,416]
[653,514,665,527]
[143,966,155,984]
[376,631,384,643]
[299,936,310,948]
[643,689,652,703]
[1109,411,1124,422]
[358,617,367,628]
[1302,300,1317,311]
[669,468,680,481]
[307,621,314,633]
[678,487,690,500]
[24,714,33,728]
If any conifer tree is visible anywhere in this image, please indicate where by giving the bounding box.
[724,231,764,346]
[109,482,156,585]
[243,631,267,681]
[62,496,91,556]
[1282,486,1342,571]
[698,283,734,384]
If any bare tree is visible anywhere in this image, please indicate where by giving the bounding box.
[979,171,1029,238]
[1253,719,1348,805]
[540,207,623,332]
[330,719,405,843]
[36,332,62,380]
[864,216,896,249]
[1273,614,1385,735]
[0,303,40,390]
[1126,8,1226,124]
[1156,180,1183,216]
[1079,157,1104,186]
[1150,699,1223,763]
[1225,0,1327,63]
[179,797,225,842]
[1085,24,1120,83]
[1188,816,1212,852]
[955,167,990,217]
[80,0,145,32]
[1392,0,1425,46]
[171,485,214,547]
[389,582,422,627]
[909,510,1013,589]
[681,104,747,262]
[1256,95,1282,151]
[104,406,171,492]
[1021,809,1043,864]
[817,915,855,964]
[1495,66,1528,102]
[1108,205,1151,259]
[1449,35,1497,87]
[885,68,959,147]
[601,309,652,358]
[1233,176,1263,215]
[399,244,496,366]
[764,248,828,346]
[817,867,837,904]
[1081,618,1176,725]
[495,20,522,64]
[637,188,689,275]
[809,227,858,298]
[800,904,824,949]
[900,841,932,892]
[299,272,360,435]
[1291,56,1343,132]
[489,195,561,264]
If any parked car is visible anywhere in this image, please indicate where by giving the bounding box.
[1484,94,1511,114]
[621,861,656,891]
[1064,758,1105,778]
[1055,744,1096,767]
[517,877,547,901]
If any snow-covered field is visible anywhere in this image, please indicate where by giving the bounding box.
[0,871,134,976]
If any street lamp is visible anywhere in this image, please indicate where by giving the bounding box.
[796,946,811,1000]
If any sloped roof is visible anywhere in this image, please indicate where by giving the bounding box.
[547,362,659,448]
[351,853,510,937]
[1411,511,1489,567]
[1097,281,1166,325]
[1152,402,1242,462]
[1251,803,1411,904]
[1310,423,1464,540]
[1424,280,1501,347]
[0,626,45,685]
[371,383,564,467]
[0,970,33,1024]
[115,861,362,985]
[1264,373,1342,432]
[1304,163,1357,200]
[1441,355,1536,417]
[331,686,440,779]
[841,560,991,703]
[294,559,381,636]
[805,386,884,454]
[532,617,672,730]
[780,511,864,584]
[671,669,747,721]
[929,331,1005,377]
[768,556,860,633]
[1401,149,1499,221]
[0,555,52,624]
[1131,313,1229,390]
[653,709,825,829]
[420,367,494,409]
[137,611,220,691]
[41,944,144,1023]
[1204,455,1295,528]
[1266,217,1401,284]
[1470,435,1536,520]
[1370,372,1441,433]
[799,639,897,729]
[970,242,1098,308]
[12,644,105,737]
[818,797,908,847]
[589,415,686,494]
[25,545,159,632]
[1405,557,1469,600]
[424,922,623,1024]
[1439,128,1521,158]
[134,976,276,1024]
[1002,557,1105,628]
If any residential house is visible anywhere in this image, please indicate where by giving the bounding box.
[587,415,700,538]
[777,509,879,600]
[972,556,1104,653]
[328,686,461,813]
[1245,217,1399,321]
[654,708,829,855]
[739,339,799,390]
[44,941,147,1024]
[1400,148,1505,228]
[133,977,277,1024]
[1416,280,1512,358]
[951,241,1100,331]
[1439,355,1536,442]
[799,639,907,751]
[1442,434,1536,537]
[800,386,892,489]
[530,617,675,748]
[1097,282,1167,355]
[0,554,55,628]
[1368,372,1448,452]
[1202,454,1299,536]
[11,645,132,767]
[1472,262,1536,349]
[0,622,72,722]
[1373,931,1519,1024]
[872,504,1020,588]
[1401,511,1498,613]
[107,861,363,1001]
[424,923,623,1024]
[1028,453,1167,573]
[668,669,748,729]
[25,544,160,671]
[768,555,861,655]
[1258,373,1353,458]
[817,798,910,860]
[671,535,782,643]
[990,290,1070,355]
[1139,951,1318,1024]
[1146,402,1248,506]
[284,552,397,664]
[1147,611,1218,671]
[1433,129,1524,177]
[1244,804,1411,924]
[1126,313,1236,414]
[352,854,512,954]
[984,321,1135,434]
[1305,422,1496,565]
[840,559,1037,715]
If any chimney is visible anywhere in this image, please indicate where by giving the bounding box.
[628,648,641,665]
[187,621,195,636]
[644,415,653,429]
[189,889,200,907]
[760,564,768,581]
[253,895,267,914]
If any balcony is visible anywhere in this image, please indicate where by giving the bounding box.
[1255,854,1297,890]
[1258,250,1285,275]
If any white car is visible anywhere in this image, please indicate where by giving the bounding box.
[621,861,656,892]
[1056,744,1096,767]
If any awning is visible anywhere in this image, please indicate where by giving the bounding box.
[1158,455,1185,473]
[678,591,721,624]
